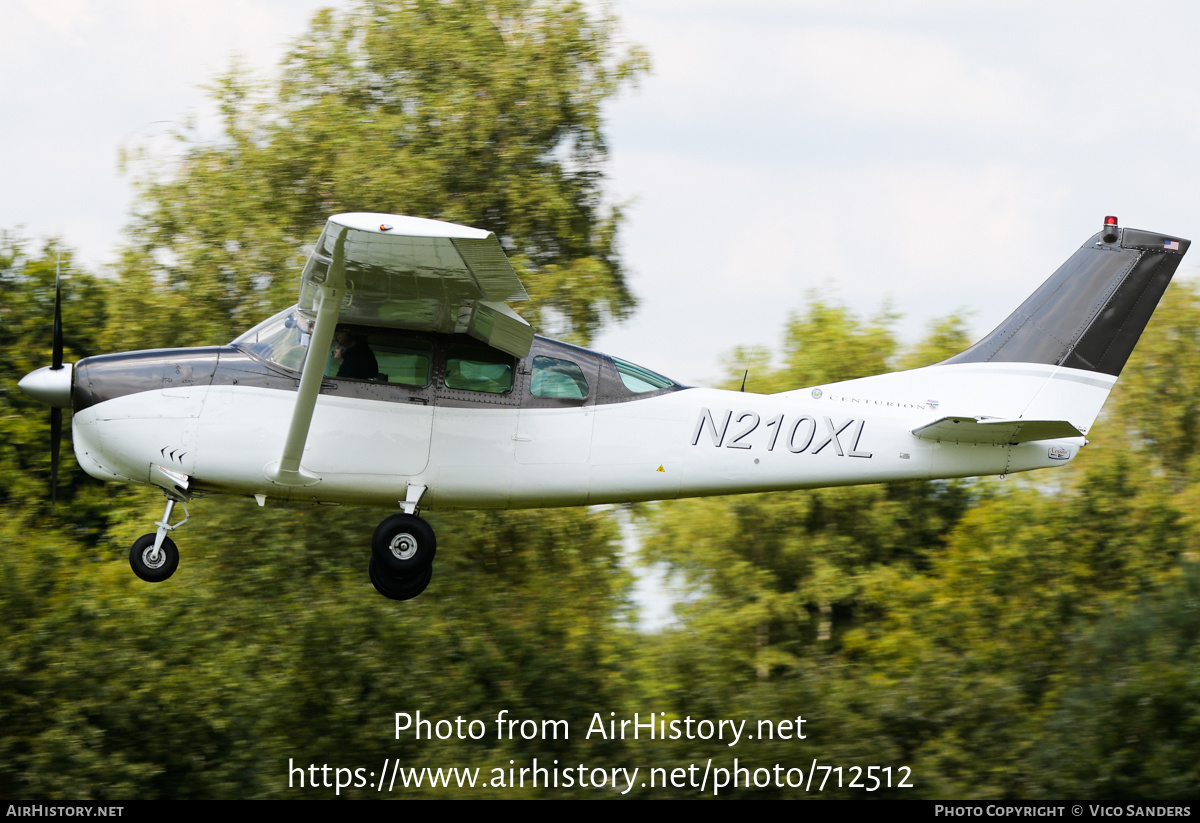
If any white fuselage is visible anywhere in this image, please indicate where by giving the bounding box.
[71,360,1106,510]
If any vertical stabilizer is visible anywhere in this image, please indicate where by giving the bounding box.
[943,219,1189,376]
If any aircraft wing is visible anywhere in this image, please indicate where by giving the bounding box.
[297,212,534,358]
[912,416,1084,445]
[272,213,534,487]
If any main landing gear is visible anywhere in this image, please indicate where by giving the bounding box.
[129,497,188,582]
[368,484,435,600]
[368,513,436,600]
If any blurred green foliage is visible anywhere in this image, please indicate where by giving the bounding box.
[2,0,1198,800]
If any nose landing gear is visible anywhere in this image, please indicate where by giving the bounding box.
[129,497,188,583]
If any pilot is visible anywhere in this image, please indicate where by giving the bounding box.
[333,331,379,380]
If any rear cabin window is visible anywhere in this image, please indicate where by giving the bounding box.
[612,357,675,393]
[531,356,589,399]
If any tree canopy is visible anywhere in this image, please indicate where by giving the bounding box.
[123,0,647,348]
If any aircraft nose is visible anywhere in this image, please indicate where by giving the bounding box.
[18,364,73,408]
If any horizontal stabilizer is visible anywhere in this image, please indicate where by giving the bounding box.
[912,416,1083,445]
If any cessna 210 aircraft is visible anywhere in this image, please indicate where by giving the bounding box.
[18,213,1190,600]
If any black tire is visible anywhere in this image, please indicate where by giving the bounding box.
[368,558,433,601]
[371,513,437,576]
[129,534,179,582]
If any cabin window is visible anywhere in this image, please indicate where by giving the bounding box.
[445,343,513,393]
[319,327,433,385]
[612,357,675,393]
[531,356,589,399]
[325,329,379,380]
[373,340,433,387]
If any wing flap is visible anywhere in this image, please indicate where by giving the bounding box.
[297,213,534,357]
[912,416,1083,445]
[451,237,528,302]
[468,300,536,358]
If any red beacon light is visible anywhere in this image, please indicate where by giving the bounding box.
[1102,215,1119,244]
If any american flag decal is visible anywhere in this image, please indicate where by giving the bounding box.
[1165,240,1181,251]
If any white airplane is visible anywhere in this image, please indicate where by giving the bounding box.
[18,213,1190,600]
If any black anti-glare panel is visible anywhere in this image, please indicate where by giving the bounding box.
[944,229,1189,376]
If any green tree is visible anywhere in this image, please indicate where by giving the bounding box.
[1030,564,1200,799]
[123,0,647,348]
[645,301,972,677]
[725,300,900,394]
[896,314,973,371]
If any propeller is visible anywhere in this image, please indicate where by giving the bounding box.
[17,259,73,505]
[50,264,63,503]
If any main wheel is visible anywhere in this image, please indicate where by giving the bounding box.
[129,534,179,582]
[368,558,433,601]
[372,513,436,576]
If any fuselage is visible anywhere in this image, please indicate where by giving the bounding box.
[68,318,1096,511]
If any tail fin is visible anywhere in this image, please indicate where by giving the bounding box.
[784,219,1189,449]
[943,219,1190,376]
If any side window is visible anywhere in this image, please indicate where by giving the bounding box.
[323,326,432,386]
[531,355,589,399]
[373,340,433,387]
[612,357,675,393]
[445,343,513,394]
[325,327,380,381]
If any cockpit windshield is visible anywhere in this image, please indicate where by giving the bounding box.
[231,307,312,371]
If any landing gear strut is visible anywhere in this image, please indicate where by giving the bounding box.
[129,497,188,583]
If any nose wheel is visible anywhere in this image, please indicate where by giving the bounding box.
[129,497,188,583]
[130,534,179,582]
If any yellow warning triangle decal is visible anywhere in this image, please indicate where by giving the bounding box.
[656,465,665,472]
